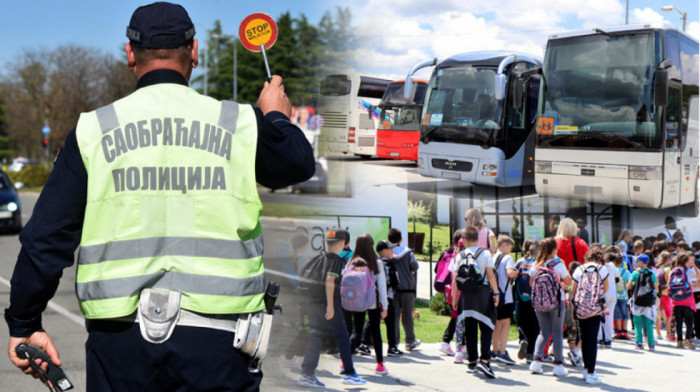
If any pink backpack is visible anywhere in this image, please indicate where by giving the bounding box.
[572,264,605,319]
[434,248,457,294]
[340,259,377,312]
[532,260,563,313]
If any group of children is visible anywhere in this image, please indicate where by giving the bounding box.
[435,217,700,385]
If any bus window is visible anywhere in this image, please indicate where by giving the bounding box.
[666,87,681,149]
[320,75,351,96]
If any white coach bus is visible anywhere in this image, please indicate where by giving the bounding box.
[534,23,699,213]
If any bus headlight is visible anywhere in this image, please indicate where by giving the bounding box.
[482,164,498,171]
[535,161,552,174]
[7,202,18,212]
[417,157,424,167]
[629,166,662,180]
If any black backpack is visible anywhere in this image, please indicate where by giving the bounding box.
[298,252,328,298]
[455,248,486,293]
[633,269,655,307]
[386,259,400,292]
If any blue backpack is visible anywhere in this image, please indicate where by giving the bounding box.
[514,258,534,302]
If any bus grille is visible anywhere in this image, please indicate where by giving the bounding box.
[319,112,347,128]
[358,114,375,130]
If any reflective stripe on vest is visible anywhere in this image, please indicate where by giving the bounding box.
[75,84,264,319]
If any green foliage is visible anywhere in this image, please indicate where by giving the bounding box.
[8,164,50,187]
[430,293,452,316]
[408,200,430,223]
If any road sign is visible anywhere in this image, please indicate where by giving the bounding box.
[42,125,50,135]
[239,13,278,52]
[239,13,278,81]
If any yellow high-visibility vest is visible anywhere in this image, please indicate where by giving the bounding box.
[75,83,264,319]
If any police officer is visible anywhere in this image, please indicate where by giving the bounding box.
[5,2,314,391]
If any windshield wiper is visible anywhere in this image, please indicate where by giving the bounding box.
[421,126,440,143]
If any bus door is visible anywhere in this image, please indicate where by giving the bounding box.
[662,84,682,207]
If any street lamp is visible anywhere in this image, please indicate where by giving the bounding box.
[661,5,687,32]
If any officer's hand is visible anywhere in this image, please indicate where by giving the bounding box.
[257,75,291,118]
[8,332,61,378]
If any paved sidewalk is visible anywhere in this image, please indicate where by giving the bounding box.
[262,336,700,391]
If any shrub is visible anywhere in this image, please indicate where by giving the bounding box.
[12,164,51,187]
[430,292,452,316]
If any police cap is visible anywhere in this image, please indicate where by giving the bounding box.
[127,2,196,49]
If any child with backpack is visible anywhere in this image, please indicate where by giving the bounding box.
[627,254,659,351]
[529,237,572,378]
[571,247,609,385]
[492,234,517,365]
[451,226,499,378]
[344,234,389,374]
[514,240,540,363]
[374,240,403,357]
[613,252,633,340]
[565,261,583,367]
[669,252,700,349]
[437,231,464,357]
[656,251,675,341]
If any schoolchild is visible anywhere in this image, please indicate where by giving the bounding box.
[492,234,517,365]
[514,240,540,363]
[346,234,389,375]
[565,261,583,367]
[451,226,499,378]
[670,252,700,349]
[388,228,421,352]
[612,252,632,340]
[529,237,572,377]
[597,249,619,347]
[571,247,609,385]
[438,231,466,358]
[375,240,403,357]
[627,254,659,351]
[298,229,366,387]
[655,251,674,340]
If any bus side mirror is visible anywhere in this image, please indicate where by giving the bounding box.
[494,74,506,101]
[654,67,669,107]
[368,105,375,120]
[512,77,524,110]
[403,76,414,99]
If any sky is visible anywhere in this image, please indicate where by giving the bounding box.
[0,0,328,67]
[0,1,697,82]
[343,0,700,79]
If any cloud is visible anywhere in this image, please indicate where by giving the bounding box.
[347,1,696,78]
[687,21,700,40]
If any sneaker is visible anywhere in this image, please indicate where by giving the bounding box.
[567,351,579,367]
[356,344,372,356]
[298,373,325,388]
[405,339,421,351]
[613,332,624,339]
[585,373,602,385]
[454,351,464,364]
[440,342,455,356]
[375,363,388,375]
[621,332,632,340]
[476,360,496,379]
[496,351,516,365]
[540,354,554,363]
[460,345,467,355]
[553,365,568,377]
[517,340,528,360]
[467,362,477,373]
[668,335,677,341]
[656,335,664,342]
[529,360,544,374]
[635,343,644,350]
[342,373,367,385]
[648,345,655,351]
[684,340,696,350]
[387,347,404,357]
[604,341,612,349]
[490,351,498,360]
[677,340,684,349]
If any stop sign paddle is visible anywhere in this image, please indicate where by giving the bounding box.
[239,13,278,81]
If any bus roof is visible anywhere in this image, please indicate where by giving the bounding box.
[389,79,429,84]
[439,51,542,67]
[548,21,699,44]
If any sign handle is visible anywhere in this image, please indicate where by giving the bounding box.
[260,45,272,82]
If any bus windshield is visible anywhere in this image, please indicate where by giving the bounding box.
[380,105,422,131]
[320,75,351,96]
[539,31,661,150]
[422,65,500,144]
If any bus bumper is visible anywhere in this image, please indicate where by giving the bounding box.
[416,151,506,186]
